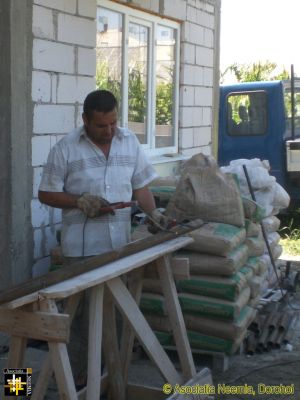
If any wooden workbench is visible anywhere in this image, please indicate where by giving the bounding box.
[0,235,211,400]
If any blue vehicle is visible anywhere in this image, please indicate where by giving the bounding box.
[218,77,300,201]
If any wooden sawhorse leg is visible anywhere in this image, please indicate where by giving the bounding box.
[38,299,77,400]
[32,293,82,400]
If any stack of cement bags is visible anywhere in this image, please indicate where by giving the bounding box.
[221,158,290,294]
[140,154,259,355]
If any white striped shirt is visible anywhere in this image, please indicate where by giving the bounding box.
[39,126,157,256]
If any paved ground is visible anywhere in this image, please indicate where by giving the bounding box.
[1,292,300,399]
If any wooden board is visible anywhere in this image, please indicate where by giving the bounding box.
[0,224,200,306]
[0,309,69,342]
[38,237,193,301]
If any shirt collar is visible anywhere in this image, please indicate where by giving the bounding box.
[78,125,129,142]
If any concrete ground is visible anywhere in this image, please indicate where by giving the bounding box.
[1,293,300,399]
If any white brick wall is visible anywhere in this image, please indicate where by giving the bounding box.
[193,126,211,147]
[32,71,51,102]
[78,48,96,76]
[32,5,54,40]
[162,0,187,20]
[57,75,95,103]
[33,39,75,74]
[34,0,76,14]
[78,0,97,18]
[33,104,75,134]
[58,14,96,47]
[32,136,51,166]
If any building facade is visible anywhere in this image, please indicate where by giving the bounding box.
[0,0,221,286]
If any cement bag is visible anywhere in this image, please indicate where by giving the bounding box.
[176,273,248,302]
[245,219,261,237]
[185,222,246,256]
[142,279,163,295]
[221,159,275,192]
[186,329,247,355]
[154,330,173,346]
[178,287,250,320]
[145,315,172,332]
[165,153,245,227]
[178,244,249,276]
[262,215,281,233]
[245,256,267,275]
[140,293,167,316]
[249,275,265,299]
[273,182,290,209]
[242,197,266,221]
[245,236,265,257]
[149,176,178,202]
[184,305,256,340]
[238,266,254,283]
[265,232,281,254]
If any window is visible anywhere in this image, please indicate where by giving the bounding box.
[226,91,267,136]
[96,0,180,155]
[284,83,300,136]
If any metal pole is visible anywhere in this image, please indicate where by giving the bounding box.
[291,64,295,140]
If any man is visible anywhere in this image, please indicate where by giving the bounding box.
[38,89,168,386]
[39,89,168,258]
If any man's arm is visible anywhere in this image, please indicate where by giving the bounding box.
[38,191,79,209]
[132,186,156,214]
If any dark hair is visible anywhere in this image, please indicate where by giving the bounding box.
[83,90,118,120]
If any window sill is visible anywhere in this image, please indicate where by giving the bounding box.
[149,153,190,165]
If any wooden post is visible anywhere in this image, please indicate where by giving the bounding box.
[120,268,144,383]
[39,300,78,400]
[102,288,126,400]
[107,276,182,385]
[86,284,104,400]
[156,255,196,381]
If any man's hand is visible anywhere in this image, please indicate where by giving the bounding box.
[148,208,176,233]
[77,193,114,217]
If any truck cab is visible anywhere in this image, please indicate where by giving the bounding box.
[218,79,300,200]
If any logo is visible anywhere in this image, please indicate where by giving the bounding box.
[4,368,32,397]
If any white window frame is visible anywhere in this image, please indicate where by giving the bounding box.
[97,0,180,156]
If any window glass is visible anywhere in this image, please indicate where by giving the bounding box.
[97,1,179,154]
[227,91,267,136]
[96,8,122,111]
[128,22,149,144]
[284,87,300,134]
[155,25,176,148]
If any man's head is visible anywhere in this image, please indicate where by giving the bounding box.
[82,90,118,145]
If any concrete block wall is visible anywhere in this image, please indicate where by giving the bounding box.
[31,0,219,273]
[177,0,216,157]
[31,0,96,274]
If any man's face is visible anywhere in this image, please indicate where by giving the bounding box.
[83,109,118,145]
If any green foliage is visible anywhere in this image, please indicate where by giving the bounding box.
[96,61,173,125]
[96,61,121,106]
[221,61,290,83]
[279,209,300,256]
[156,82,173,125]
[128,68,146,123]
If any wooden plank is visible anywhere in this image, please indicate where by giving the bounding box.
[7,336,27,367]
[157,256,196,381]
[86,285,104,400]
[37,237,193,300]
[32,293,81,400]
[0,224,200,305]
[39,300,78,400]
[127,382,167,400]
[0,309,69,342]
[106,277,182,385]
[120,269,144,383]
[102,288,126,400]
[31,355,52,400]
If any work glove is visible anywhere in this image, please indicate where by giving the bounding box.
[76,193,115,218]
[147,208,176,233]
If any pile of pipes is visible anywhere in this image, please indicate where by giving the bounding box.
[246,311,294,355]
